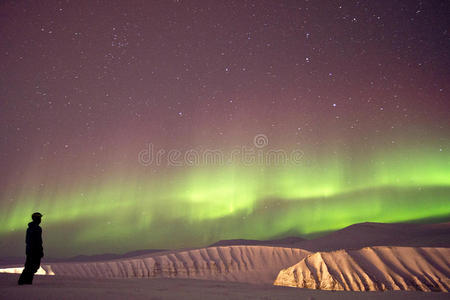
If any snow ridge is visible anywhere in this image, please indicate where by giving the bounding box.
[43,245,311,284]
[273,246,450,292]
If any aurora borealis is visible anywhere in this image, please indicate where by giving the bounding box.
[0,1,449,257]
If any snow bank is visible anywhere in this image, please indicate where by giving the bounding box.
[274,246,450,292]
[40,245,310,284]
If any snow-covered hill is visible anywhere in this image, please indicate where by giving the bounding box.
[274,246,450,292]
[41,245,311,284]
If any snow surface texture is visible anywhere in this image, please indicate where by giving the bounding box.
[3,245,448,292]
[274,246,450,292]
[41,246,311,284]
[2,273,450,300]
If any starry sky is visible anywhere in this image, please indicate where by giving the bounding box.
[0,0,449,257]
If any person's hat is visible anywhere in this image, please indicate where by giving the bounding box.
[31,212,43,219]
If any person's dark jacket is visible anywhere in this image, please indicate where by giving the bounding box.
[25,222,43,257]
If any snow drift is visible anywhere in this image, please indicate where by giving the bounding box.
[274,246,450,292]
[40,245,311,284]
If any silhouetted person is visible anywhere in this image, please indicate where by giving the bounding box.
[18,212,44,285]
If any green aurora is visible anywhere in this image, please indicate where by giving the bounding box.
[0,145,449,257]
[1,0,449,260]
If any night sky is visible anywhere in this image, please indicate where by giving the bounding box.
[0,0,449,257]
